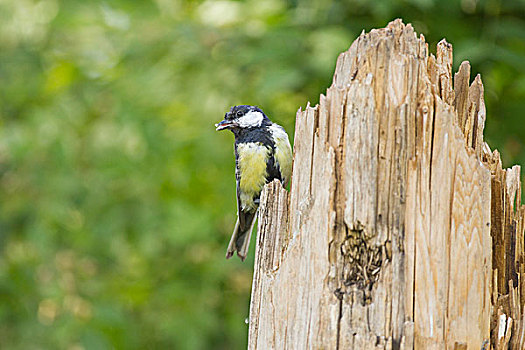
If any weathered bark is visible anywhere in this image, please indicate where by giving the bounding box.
[248,19,525,349]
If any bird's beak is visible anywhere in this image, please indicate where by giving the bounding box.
[215,119,238,131]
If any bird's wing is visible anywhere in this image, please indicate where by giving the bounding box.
[270,124,293,186]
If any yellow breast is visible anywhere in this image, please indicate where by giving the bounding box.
[237,142,270,211]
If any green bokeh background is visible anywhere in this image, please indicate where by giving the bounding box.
[1,0,524,349]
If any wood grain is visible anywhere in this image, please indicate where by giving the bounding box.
[248,19,525,349]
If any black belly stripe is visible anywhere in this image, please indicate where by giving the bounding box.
[265,153,282,184]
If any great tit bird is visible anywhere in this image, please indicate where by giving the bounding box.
[216,105,292,261]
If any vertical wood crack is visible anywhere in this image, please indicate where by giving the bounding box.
[336,297,343,350]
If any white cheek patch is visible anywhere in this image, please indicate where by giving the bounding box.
[237,111,264,128]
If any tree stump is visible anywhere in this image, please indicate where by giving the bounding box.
[248,19,525,349]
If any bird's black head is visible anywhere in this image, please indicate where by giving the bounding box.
[215,105,270,132]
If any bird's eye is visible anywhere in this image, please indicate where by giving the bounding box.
[236,111,243,117]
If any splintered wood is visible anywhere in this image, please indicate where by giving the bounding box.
[248,19,525,349]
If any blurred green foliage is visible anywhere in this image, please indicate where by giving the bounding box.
[0,0,524,349]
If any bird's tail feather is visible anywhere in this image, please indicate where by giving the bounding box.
[226,211,257,261]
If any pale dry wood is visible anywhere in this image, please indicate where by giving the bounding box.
[248,19,525,349]
[484,141,525,348]
[436,39,454,106]
[453,61,470,133]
